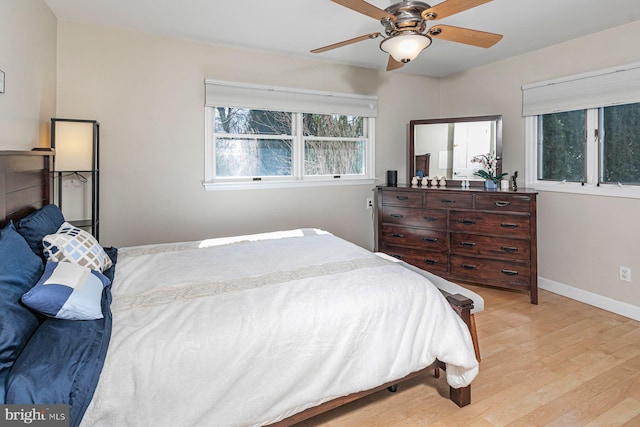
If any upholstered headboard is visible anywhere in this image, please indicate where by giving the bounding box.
[0,150,53,227]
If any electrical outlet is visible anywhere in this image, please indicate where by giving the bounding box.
[366,198,374,209]
[620,266,632,282]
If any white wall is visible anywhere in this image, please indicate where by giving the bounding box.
[55,22,441,249]
[440,20,640,314]
[0,0,56,150]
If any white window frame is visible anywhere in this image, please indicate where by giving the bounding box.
[203,80,377,191]
[523,62,640,200]
[525,113,640,199]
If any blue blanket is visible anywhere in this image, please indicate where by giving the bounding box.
[5,247,117,427]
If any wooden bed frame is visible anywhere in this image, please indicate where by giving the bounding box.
[0,149,474,425]
[0,150,53,228]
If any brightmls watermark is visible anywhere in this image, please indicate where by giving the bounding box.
[0,405,68,427]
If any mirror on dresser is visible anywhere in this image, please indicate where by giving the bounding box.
[409,115,503,186]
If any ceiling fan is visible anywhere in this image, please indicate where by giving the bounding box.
[311,0,503,71]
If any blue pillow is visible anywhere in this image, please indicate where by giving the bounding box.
[0,221,45,403]
[22,262,111,320]
[15,204,65,259]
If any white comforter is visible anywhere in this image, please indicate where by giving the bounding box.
[82,229,478,426]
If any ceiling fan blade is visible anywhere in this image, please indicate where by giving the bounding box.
[331,0,396,21]
[386,56,405,71]
[311,32,381,53]
[422,0,492,21]
[428,25,503,48]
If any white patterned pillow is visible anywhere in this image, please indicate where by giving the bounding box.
[43,222,112,272]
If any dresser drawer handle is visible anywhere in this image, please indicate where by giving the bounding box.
[423,237,438,243]
[500,223,518,229]
[423,216,439,222]
[461,242,476,248]
[459,220,477,225]
[390,214,403,218]
[461,264,477,270]
[495,201,511,207]
[501,246,518,253]
[391,233,404,238]
[501,269,519,276]
[440,199,456,204]
[391,254,404,260]
[396,196,409,200]
[423,259,438,265]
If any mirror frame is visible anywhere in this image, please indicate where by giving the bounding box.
[408,115,503,187]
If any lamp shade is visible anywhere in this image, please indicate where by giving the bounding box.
[380,33,431,63]
[52,120,95,171]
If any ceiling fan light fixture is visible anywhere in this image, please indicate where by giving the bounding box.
[380,32,431,63]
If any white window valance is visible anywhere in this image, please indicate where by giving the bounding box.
[204,79,378,117]
[521,61,640,116]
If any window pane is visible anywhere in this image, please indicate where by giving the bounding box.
[304,140,365,175]
[539,111,585,182]
[216,138,292,177]
[601,103,640,184]
[303,114,363,137]
[215,108,292,135]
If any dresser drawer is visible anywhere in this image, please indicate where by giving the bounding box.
[381,206,447,229]
[425,191,473,209]
[450,255,530,287]
[449,211,530,238]
[451,233,530,261]
[380,246,448,274]
[381,225,448,251]
[380,190,423,207]
[475,193,533,212]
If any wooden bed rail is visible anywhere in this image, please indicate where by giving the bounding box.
[269,293,474,426]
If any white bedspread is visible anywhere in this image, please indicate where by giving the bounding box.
[81,229,478,426]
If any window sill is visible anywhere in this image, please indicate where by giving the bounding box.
[203,178,376,191]
[528,181,640,200]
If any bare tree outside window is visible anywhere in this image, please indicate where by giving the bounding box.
[215,108,293,177]
[538,111,585,182]
[213,109,368,179]
[601,103,640,184]
[303,114,366,176]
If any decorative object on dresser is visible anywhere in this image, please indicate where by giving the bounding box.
[471,152,507,190]
[386,170,398,186]
[51,118,100,240]
[376,185,538,304]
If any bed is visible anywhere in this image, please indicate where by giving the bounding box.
[1,149,478,426]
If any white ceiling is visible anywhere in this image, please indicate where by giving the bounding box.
[43,0,640,77]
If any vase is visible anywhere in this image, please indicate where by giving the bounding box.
[484,180,497,190]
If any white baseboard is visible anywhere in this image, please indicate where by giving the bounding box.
[539,277,640,322]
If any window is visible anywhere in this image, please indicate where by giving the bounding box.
[538,110,586,182]
[303,114,366,176]
[523,62,640,198]
[214,108,293,178]
[531,104,640,188]
[601,103,640,184]
[204,80,377,190]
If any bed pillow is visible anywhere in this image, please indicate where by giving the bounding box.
[43,222,112,272]
[22,262,111,320]
[0,221,45,403]
[15,204,65,259]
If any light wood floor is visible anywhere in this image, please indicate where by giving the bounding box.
[296,286,640,426]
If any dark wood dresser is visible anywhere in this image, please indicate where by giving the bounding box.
[376,185,538,304]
